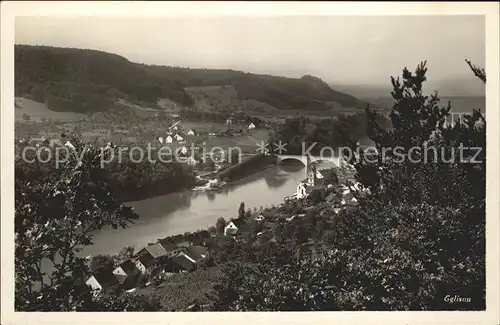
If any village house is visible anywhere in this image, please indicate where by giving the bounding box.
[65,140,75,150]
[296,164,338,199]
[180,246,206,265]
[186,156,198,165]
[190,245,209,259]
[178,146,188,155]
[158,237,179,252]
[112,260,140,290]
[255,209,275,222]
[325,192,342,205]
[248,122,256,130]
[296,182,324,200]
[254,214,265,222]
[170,254,196,272]
[174,133,184,142]
[186,129,196,136]
[224,217,246,236]
[133,250,157,274]
[86,268,120,294]
[145,243,169,260]
[165,135,173,144]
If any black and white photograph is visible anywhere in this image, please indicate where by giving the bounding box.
[1,2,499,324]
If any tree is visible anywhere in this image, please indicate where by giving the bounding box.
[352,61,483,207]
[89,254,115,272]
[215,217,227,235]
[114,246,135,264]
[15,138,159,311]
[465,59,486,83]
[238,202,246,218]
[209,61,486,311]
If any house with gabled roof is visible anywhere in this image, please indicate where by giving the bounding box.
[133,252,156,274]
[181,246,208,264]
[224,217,246,236]
[158,237,179,252]
[170,254,196,272]
[86,268,120,294]
[325,192,336,203]
[174,133,184,142]
[254,214,266,222]
[112,260,139,289]
[189,245,209,259]
[145,243,168,260]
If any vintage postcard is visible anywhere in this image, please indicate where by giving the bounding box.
[1,2,499,325]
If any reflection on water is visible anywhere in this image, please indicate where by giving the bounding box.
[80,165,305,256]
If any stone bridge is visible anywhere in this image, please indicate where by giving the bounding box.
[274,154,342,167]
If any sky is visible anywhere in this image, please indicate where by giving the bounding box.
[15,15,485,88]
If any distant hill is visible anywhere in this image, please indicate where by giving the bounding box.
[362,96,486,114]
[15,45,193,113]
[331,77,485,100]
[15,45,367,116]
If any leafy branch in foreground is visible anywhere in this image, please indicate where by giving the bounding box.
[465,59,486,83]
[15,139,158,311]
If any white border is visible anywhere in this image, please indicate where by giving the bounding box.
[1,2,499,325]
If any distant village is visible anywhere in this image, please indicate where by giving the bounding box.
[15,115,261,169]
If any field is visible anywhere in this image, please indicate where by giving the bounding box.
[185,85,280,115]
[15,97,86,122]
[15,106,270,155]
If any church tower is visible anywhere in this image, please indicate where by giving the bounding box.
[306,157,317,186]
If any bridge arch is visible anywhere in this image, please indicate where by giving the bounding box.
[275,155,342,167]
[275,155,308,166]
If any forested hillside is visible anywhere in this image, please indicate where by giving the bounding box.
[15,45,366,114]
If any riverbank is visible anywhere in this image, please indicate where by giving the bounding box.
[216,153,275,182]
[80,165,306,257]
[116,153,276,201]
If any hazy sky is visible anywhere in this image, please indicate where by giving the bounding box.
[15,15,485,86]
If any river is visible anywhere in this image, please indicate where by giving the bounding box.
[80,164,307,257]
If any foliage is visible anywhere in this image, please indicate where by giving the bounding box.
[208,61,486,311]
[270,112,391,155]
[15,138,160,311]
[94,293,162,311]
[89,254,116,272]
[15,45,193,111]
[238,202,246,218]
[146,266,223,311]
[465,59,486,83]
[215,217,227,235]
[15,143,195,203]
[115,246,135,264]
